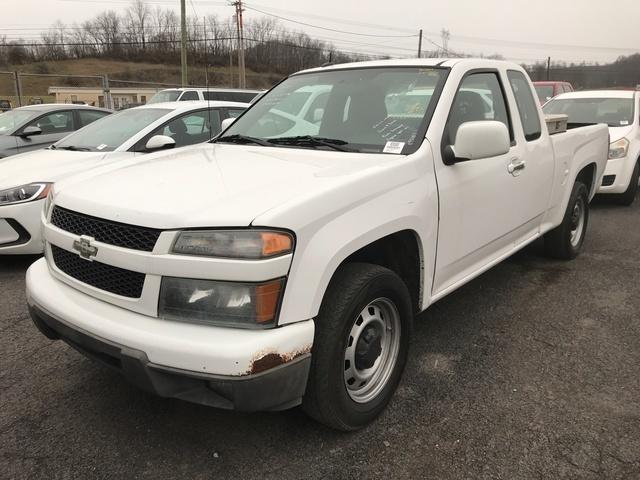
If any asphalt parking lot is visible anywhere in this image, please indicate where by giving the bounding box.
[1,191,639,480]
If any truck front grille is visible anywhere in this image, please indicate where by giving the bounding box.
[51,206,161,252]
[51,245,145,298]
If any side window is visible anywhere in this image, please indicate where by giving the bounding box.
[225,108,245,119]
[78,110,109,127]
[507,71,542,142]
[147,110,221,148]
[448,72,512,145]
[28,111,74,134]
[180,91,199,101]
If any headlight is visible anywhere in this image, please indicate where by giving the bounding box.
[159,277,285,328]
[172,230,293,259]
[43,186,55,219]
[0,182,52,206]
[608,138,629,159]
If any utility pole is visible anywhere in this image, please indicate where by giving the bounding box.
[232,1,246,89]
[417,29,423,58]
[440,29,450,57]
[546,56,551,80]
[180,0,188,86]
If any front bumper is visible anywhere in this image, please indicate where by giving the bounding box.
[30,305,310,411]
[0,199,45,254]
[597,156,637,194]
[26,258,315,411]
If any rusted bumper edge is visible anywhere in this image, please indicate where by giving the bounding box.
[29,305,311,412]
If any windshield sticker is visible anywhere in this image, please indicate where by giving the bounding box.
[620,120,629,125]
[96,144,107,150]
[383,141,405,154]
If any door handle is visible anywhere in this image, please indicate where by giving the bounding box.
[508,158,526,176]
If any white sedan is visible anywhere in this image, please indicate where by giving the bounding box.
[544,90,640,205]
[0,100,248,254]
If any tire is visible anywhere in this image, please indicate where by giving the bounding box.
[302,263,413,431]
[544,181,589,260]
[615,161,639,206]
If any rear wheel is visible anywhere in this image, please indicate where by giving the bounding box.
[544,181,589,260]
[302,263,412,431]
[616,161,639,206]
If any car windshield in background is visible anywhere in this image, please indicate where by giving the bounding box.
[55,108,170,152]
[218,67,448,154]
[534,85,554,103]
[543,97,635,127]
[148,90,181,104]
[0,109,40,135]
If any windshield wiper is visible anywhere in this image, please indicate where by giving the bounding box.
[215,134,273,147]
[267,136,354,152]
[56,145,91,152]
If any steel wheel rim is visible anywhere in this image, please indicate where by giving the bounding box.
[343,297,401,404]
[570,196,585,247]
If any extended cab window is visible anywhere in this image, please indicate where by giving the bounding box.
[447,72,512,145]
[507,71,542,141]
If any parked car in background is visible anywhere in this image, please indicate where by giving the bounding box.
[533,81,574,105]
[0,100,12,112]
[0,100,248,254]
[149,87,263,104]
[543,90,640,205]
[26,59,608,431]
[0,104,111,159]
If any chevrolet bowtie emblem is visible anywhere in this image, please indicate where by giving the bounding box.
[72,236,98,260]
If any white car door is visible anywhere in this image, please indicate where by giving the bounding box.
[432,69,538,295]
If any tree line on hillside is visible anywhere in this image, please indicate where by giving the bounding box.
[0,0,370,75]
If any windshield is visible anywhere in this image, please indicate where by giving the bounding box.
[0,109,40,135]
[534,85,554,103]
[148,90,181,104]
[55,108,170,152]
[543,97,635,127]
[218,67,448,154]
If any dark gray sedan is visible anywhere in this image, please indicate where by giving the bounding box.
[0,104,111,158]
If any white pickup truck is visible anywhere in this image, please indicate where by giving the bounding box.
[26,59,609,431]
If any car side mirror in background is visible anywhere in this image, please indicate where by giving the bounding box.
[145,135,176,152]
[220,117,236,132]
[20,126,42,138]
[444,121,510,165]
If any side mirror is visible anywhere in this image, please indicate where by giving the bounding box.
[312,108,324,123]
[220,117,236,132]
[444,121,510,165]
[145,135,176,152]
[20,126,42,138]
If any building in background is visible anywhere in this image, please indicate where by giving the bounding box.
[48,86,160,109]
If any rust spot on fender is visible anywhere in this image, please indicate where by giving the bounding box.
[248,345,312,375]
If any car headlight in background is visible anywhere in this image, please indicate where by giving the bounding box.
[0,182,52,206]
[159,277,285,328]
[172,230,293,259]
[43,186,55,219]
[608,138,629,159]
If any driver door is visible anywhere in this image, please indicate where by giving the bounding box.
[432,70,530,295]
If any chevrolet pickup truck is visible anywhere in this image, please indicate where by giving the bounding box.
[26,59,609,431]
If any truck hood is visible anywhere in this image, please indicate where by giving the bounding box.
[608,125,634,143]
[0,149,133,190]
[54,143,400,229]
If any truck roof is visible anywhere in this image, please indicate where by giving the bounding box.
[296,57,521,75]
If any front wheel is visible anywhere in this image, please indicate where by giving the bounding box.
[544,181,590,260]
[302,263,412,431]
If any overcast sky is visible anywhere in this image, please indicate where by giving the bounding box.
[2,0,639,64]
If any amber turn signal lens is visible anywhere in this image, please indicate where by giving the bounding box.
[255,278,284,323]
[261,232,293,257]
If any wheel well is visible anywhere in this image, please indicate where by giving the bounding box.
[341,230,422,312]
[576,163,596,196]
